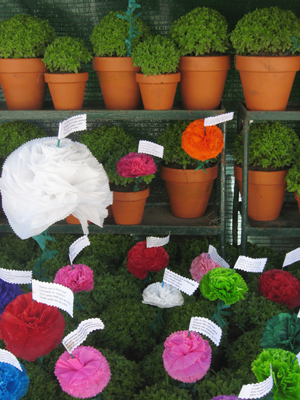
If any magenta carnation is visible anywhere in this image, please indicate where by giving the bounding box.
[163,330,211,383]
[190,253,221,283]
[117,152,157,178]
[55,345,111,398]
[211,396,246,400]
[54,264,94,293]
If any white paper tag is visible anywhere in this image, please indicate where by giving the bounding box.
[163,268,199,295]
[297,352,300,366]
[282,247,300,268]
[297,308,300,318]
[69,235,90,265]
[62,318,105,354]
[234,256,267,273]
[204,112,234,127]
[58,114,87,139]
[0,349,22,371]
[189,316,222,346]
[239,365,273,399]
[0,268,32,284]
[32,279,74,318]
[138,140,164,158]
[146,233,170,248]
[208,245,230,269]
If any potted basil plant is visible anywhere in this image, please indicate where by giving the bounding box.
[286,158,300,213]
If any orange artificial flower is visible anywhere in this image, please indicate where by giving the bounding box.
[181,119,224,162]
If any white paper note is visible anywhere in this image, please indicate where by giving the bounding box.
[204,112,234,127]
[69,235,90,265]
[0,268,32,284]
[62,318,105,354]
[234,256,267,273]
[58,114,87,139]
[208,245,230,269]
[189,316,222,346]
[0,349,22,371]
[238,365,273,399]
[163,268,199,296]
[297,352,300,366]
[32,279,74,317]
[282,247,300,268]
[138,140,164,158]
[146,233,170,248]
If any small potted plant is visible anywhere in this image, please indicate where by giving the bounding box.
[43,36,92,110]
[233,121,300,221]
[90,4,152,110]
[169,7,231,110]
[157,119,223,218]
[286,158,300,213]
[0,13,56,110]
[131,34,180,110]
[230,6,300,111]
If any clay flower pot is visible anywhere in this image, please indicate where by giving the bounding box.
[160,164,219,218]
[294,192,300,213]
[112,187,149,225]
[93,57,142,110]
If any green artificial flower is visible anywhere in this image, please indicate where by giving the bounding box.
[252,348,300,400]
[261,313,300,354]
[200,268,248,305]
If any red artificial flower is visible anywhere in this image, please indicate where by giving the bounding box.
[258,269,300,309]
[127,241,169,279]
[117,152,157,178]
[0,292,65,361]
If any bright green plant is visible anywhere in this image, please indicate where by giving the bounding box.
[42,36,92,73]
[286,159,300,196]
[0,14,56,58]
[233,121,300,169]
[230,7,300,55]
[90,11,151,57]
[132,34,180,75]
[133,383,193,400]
[169,7,229,56]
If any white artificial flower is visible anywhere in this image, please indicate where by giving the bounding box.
[142,282,184,308]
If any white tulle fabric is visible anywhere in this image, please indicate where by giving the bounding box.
[0,137,113,239]
[142,282,184,308]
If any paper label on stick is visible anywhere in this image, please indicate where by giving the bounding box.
[0,268,32,284]
[234,256,267,273]
[163,268,199,295]
[282,247,300,268]
[138,140,164,158]
[189,316,222,346]
[0,349,22,371]
[32,279,74,317]
[58,114,87,139]
[238,365,273,399]
[204,112,234,127]
[146,233,170,248]
[208,245,230,269]
[69,235,90,265]
[297,352,300,366]
[62,318,105,354]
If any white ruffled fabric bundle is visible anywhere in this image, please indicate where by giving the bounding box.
[142,282,184,308]
[0,137,113,239]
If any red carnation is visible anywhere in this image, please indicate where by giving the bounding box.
[127,241,169,279]
[0,292,65,361]
[258,269,300,309]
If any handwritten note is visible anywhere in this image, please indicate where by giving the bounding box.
[204,112,234,127]
[69,235,90,265]
[189,316,222,346]
[234,256,267,273]
[58,114,87,139]
[146,233,170,248]
[0,268,32,284]
[282,247,300,268]
[238,365,273,399]
[208,245,230,269]
[163,268,199,296]
[138,140,164,158]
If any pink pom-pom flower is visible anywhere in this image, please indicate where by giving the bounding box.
[190,253,221,283]
[117,152,157,178]
[54,264,94,293]
[163,330,211,383]
[55,345,111,399]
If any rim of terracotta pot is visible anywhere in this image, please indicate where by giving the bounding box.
[234,164,288,184]
[235,55,300,72]
[113,187,149,201]
[92,56,141,72]
[44,71,89,83]
[0,58,47,73]
[136,72,181,83]
[179,55,231,71]
[160,164,219,183]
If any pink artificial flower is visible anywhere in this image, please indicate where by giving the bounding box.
[54,264,94,293]
[117,152,157,178]
[190,253,221,283]
[55,345,111,398]
[163,330,211,383]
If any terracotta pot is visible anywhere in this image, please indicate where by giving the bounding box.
[234,164,288,221]
[294,192,300,213]
[179,55,231,110]
[0,58,46,110]
[93,57,142,110]
[44,72,88,110]
[66,215,81,224]
[111,187,149,225]
[135,72,180,110]
[160,164,219,218]
[235,55,300,111]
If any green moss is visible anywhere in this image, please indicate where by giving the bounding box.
[134,382,193,400]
